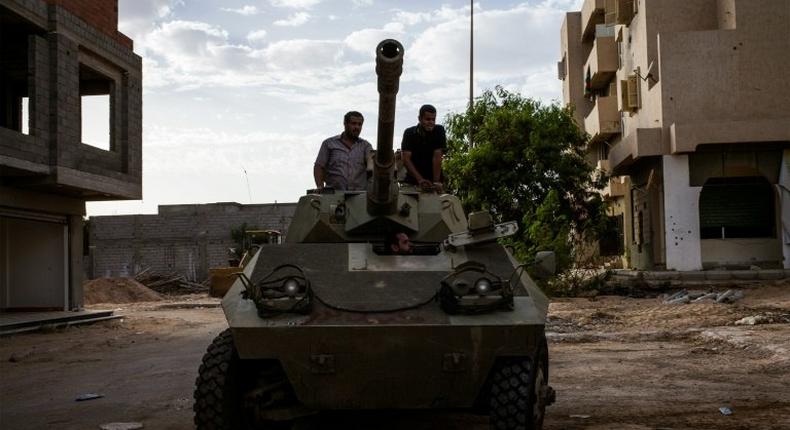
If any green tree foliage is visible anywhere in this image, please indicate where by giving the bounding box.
[444,87,607,271]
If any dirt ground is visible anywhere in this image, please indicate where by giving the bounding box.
[1,283,789,430]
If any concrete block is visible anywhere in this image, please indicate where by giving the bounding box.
[679,271,707,281]
[732,270,758,280]
[757,270,785,280]
[644,271,680,281]
[705,270,733,281]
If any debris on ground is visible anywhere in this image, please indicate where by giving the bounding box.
[719,406,733,416]
[75,393,103,401]
[734,313,790,325]
[84,278,162,304]
[134,269,209,295]
[662,289,744,305]
[99,423,144,430]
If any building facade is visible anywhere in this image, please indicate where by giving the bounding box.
[88,203,297,282]
[1,0,142,309]
[560,0,790,270]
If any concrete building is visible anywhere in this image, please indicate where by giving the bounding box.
[1,0,142,310]
[559,0,790,270]
[88,203,296,282]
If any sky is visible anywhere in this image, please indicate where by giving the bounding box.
[85,0,584,216]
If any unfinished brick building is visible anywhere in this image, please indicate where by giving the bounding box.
[0,0,142,310]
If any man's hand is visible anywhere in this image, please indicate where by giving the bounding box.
[418,179,434,191]
[432,182,444,193]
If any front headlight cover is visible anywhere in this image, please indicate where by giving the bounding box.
[439,262,513,315]
[237,264,313,317]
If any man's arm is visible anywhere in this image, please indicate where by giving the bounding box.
[402,150,432,187]
[314,140,329,188]
[431,125,447,190]
[431,149,443,183]
[431,149,444,192]
[313,164,325,188]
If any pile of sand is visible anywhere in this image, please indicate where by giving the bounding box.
[84,277,163,304]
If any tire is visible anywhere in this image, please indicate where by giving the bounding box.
[194,329,246,430]
[489,339,549,430]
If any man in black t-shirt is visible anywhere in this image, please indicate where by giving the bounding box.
[400,104,446,192]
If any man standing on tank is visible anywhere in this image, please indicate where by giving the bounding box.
[314,111,372,191]
[401,104,446,192]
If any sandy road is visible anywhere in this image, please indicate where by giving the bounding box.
[1,284,789,430]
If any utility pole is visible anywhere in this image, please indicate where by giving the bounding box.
[469,0,474,147]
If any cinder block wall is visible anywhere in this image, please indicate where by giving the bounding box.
[88,203,297,281]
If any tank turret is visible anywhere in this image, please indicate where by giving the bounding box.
[285,39,468,243]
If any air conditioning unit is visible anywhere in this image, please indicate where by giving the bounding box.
[557,57,567,80]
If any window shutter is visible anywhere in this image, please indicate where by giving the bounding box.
[617,0,635,25]
[604,0,618,26]
[627,74,641,109]
[619,79,631,112]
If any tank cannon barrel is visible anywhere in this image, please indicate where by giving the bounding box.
[367,39,404,215]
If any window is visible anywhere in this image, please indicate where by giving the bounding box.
[21,96,29,135]
[616,0,635,25]
[0,25,29,134]
[79,64,114,150]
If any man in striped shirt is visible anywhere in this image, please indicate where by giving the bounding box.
[313,111,372,191]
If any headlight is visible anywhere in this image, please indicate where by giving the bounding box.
[474,278,492,295]
[283,278,301,296]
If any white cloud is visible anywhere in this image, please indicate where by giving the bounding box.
[220,5,260,15]
[269,0,321,9]
[393,10,432,26]
[258,39,342,71]
[408,3,566,86]
[393,4,471,27]
[247,29,268,43]
[344,22,405,54]
[352,0,373,7]
[273,12,311,26]
[118,0,182,50]
[146,20,231,72]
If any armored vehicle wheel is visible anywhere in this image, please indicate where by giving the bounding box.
[194,329,247,429]
[489,339,549,430]
[194,329,293,430]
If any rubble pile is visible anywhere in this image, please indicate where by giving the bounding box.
[662,289,744,305]
[84,277,162,304]
[134,268,209,295]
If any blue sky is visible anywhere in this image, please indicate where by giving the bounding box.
[86,0,583,215]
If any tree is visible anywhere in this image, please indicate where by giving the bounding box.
[443,87,607,272]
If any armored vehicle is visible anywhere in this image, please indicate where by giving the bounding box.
[194,39,556,430]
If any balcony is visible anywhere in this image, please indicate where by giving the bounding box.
[580,0,605,41]
[604,176,628,199]
[584,94,621,142]
[608,127,663,174]
[584,25,617,90]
